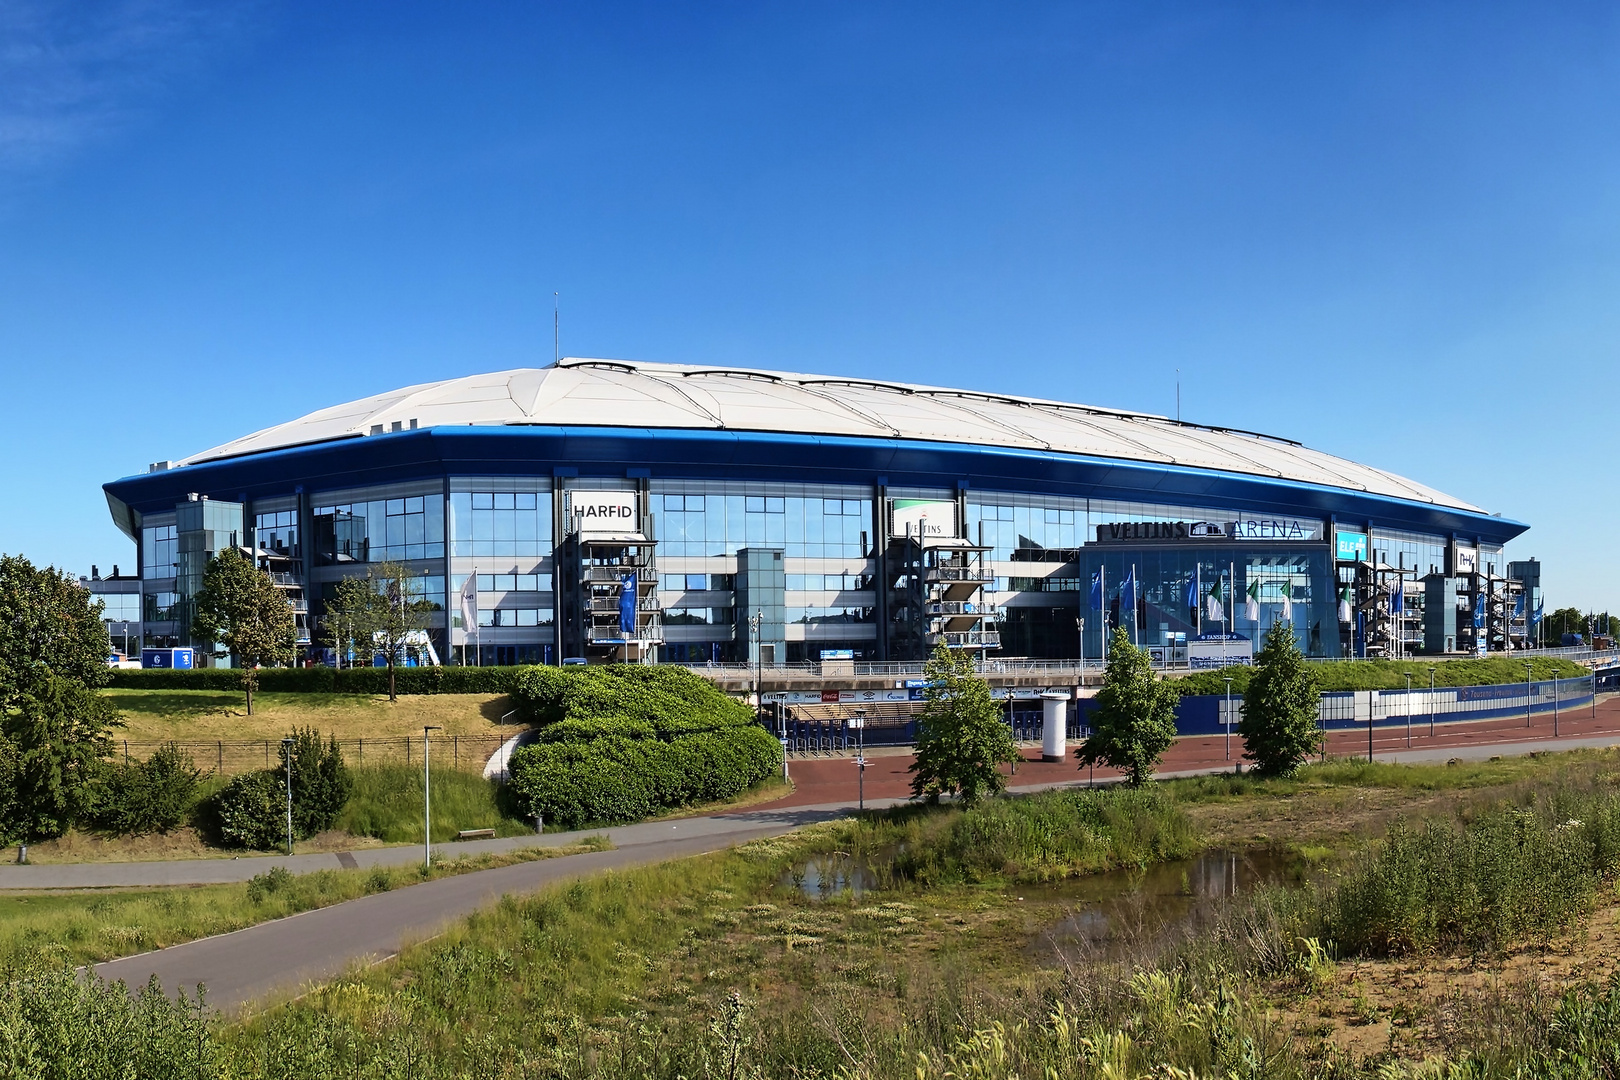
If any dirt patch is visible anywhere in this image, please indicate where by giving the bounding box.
[1272,900,1620,1060]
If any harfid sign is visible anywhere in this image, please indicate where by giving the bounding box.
[569,491,638,531]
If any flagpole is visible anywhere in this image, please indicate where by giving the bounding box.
[1100,564,1107,664]
[1131,563,1139,648]
[1195,564,1202,638]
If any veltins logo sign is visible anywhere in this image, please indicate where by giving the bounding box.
[569,491,638,532]
[1095,520,1226,542]
[1334,530,1369,562]
[890,499,953,541]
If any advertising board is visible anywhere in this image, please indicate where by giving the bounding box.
[568,490,639,532]
[1187,633,1252,669]
[890,499,954,543]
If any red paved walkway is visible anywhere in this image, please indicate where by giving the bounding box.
[748,694,1620,810]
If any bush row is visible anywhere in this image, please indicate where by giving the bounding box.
[506,725,781,827]
[106,665,527,695]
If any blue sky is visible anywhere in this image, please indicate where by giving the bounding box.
[2,2,1618,610]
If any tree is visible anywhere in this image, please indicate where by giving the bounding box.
[318,574,380,670]
[190,547,296,715]
[0,555,119,842]
[1238,622,1322,777]
[280,727,353,836]
[0,555,112,710]
[909,644,1019,805]
[1077,627,1179,787]
[5,674,118,840]
[366,562,434,703]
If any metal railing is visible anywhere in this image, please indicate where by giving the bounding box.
[925,630,1002,648]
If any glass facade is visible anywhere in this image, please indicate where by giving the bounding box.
[119,468,1476,666]
[654,487,872,560]
[312,494,445,565]
[255,510,300,558]
[141,524,178,579]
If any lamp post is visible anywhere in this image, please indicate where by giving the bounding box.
[281,736,295,856]
[1553,671,1560,737]
[1222,677,1233,762]
[1404,672,1413,748]
[1428,667,1436,738]
[423,725,441,868]
[852,707,867,811]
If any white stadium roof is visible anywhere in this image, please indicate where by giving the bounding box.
[180,358,1480,513]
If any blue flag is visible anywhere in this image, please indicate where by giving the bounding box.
[1473,590,1486,629]
[1121,566,1137,612]
[1532,602,1544,625]
[1089,570,1103,611]
[1184,574,1198,611]
[1391,577,1404,614]
[1514,592,1525,618]
[619,573,637,635]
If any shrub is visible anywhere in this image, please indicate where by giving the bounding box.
[507,726,781,828]
[281,728,353,837]
[212,770,288,850]
[246,865,294,904]
[92,743,204,835]
[1078,628,1180,787]
[510,664,751,733]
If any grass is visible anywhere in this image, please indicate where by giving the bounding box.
[0,834,611,968]
[1173,654,1589,695]
[99,689,517,743]
[338,765,536,843]
[19,752,1620,1075]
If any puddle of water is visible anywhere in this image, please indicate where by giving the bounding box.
[1033,848,1300,960]
[779,853,878,899]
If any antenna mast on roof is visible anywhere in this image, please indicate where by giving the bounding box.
[1176,369,1180,422]
[554,292,559,364]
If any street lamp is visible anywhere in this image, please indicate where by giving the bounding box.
[1553,669,1560,738]
[1222,677,1234,762]
[281,736,295,856]
[1428,667,1436,738]
[851,707,867,811]
[423,725,441,868]
[1404,672,1413,748]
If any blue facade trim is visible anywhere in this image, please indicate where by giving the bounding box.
[104,425,1528,545]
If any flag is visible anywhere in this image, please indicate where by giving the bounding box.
[1338,585,1353,624]
[1514,591,1525,618]
[1473,590,1486,629]
[1089,570,1103,611]
[1391,577,1404,615]
[1532,602,1544,626]
[619,573,638,635]
[458,573,478,634]
[1184,573,1198,612]
[1280,580,1293,622]
[1206,579,1225,623]
[1120,566,1137,613]
[1244,579,1260,622]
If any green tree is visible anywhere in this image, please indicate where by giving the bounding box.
[1238,622,1322,777]
[5,675,118,840]
[366,563,434,703]
[909,644,1019,806]
[280,727,353,836]
[318,574,380,670]
[0,555,112,709]
[1077,627,1179,787]
[189,547,296,715]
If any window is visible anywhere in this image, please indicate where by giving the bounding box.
[664,607,735,626]
[787,605,874,625]
[254,509,299,558]
[143,591,181,622]
[97,594,141,622]
[654,485,870,559]
[476,608,555,627]
[313,494,444,564]
[450,489,552,559]
[141,525,178,579]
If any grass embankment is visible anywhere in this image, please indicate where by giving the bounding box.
[0,834,611,968]
[1174,654,1588,695]
[18,750,1620,1076]
[100,689,515,744]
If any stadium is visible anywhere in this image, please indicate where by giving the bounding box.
[101,358,1532,668]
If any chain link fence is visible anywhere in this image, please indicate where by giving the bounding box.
[110,734,514,777]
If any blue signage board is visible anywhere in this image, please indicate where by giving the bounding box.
[820,649,854,660]
[1335,530,1369,562]
[141,648,194,670]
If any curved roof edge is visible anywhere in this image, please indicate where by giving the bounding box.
[157,358,1487,515]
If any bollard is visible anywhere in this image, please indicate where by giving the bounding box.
[535,813,544,834]
[16,845,25,865]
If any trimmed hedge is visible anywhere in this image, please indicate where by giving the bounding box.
[507,726,782,828]
[510,664,752,733]
[106,666,527,695]
[505,665,779,827]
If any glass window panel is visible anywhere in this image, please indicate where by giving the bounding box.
[494,492,514,510]
[472,492,493,510]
